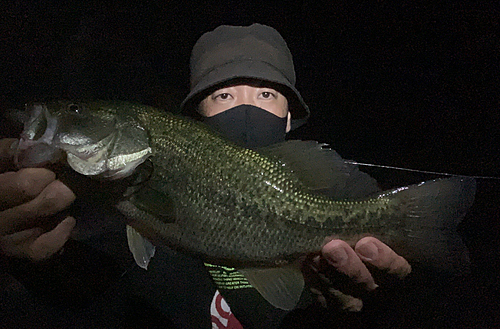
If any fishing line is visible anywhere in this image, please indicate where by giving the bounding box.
[344,160,500,180]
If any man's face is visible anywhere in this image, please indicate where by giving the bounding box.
[199,84,291,132]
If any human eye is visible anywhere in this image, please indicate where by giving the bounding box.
[212,92,233,101]
[259,89,277,100]
[217,93,231,100]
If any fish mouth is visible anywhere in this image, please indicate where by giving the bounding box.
[15,101,153,179]
[14,102,116,176]
[14,103,64,168]
[14,102,99,170]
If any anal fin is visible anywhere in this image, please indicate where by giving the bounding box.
[238,265,304,310]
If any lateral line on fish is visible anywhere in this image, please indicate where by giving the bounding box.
[345,160,500,180]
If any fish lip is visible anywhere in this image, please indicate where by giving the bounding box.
[14,102,98,169]
[14,103,63,168]
[14,140,64,168]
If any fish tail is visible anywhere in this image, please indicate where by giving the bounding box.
[382,177,476,274]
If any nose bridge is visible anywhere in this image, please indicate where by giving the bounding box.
[237,87,256,106]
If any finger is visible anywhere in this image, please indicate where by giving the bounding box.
[310,286,363,312]
[0,217,75,260]
[0,180,75,235]
[328,288,363,312]
[0,168,57,211]
[355,237,412,279]
[0,227,43,258]
[0,227,43,257]
[0,227,43,245]
[310,287,328,308]
[322,239,378,291]
[27,216,76,261]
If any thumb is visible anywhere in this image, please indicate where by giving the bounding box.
[28,216,76,261]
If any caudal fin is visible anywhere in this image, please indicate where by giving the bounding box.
[381,177,476,274]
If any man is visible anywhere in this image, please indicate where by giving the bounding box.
[178,23,410,327]
[0,24,409,328]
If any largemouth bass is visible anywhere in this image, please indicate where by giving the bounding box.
[14,100,476,310]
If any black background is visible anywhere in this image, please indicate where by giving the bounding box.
[1,1,499,327]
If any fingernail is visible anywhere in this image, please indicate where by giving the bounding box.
[325,247,349,266]
[51,181,76,201]
[63,216,76,227]
[357,242,378,261]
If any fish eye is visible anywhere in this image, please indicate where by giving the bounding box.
[68,103,82,114]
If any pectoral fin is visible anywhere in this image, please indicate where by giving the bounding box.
[238,265,304,310]
[126,225,156,270]
[129,184,177,223]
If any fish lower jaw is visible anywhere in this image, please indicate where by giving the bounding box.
[14,139,64,168]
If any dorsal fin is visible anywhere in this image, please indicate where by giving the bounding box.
[258,140,379,199]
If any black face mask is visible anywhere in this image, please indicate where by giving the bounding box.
[202,104,287,148]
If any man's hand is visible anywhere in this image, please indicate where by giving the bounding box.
[0,138,76,261]
[305,237,411,311]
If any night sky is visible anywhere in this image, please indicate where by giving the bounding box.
[1,1,499,327]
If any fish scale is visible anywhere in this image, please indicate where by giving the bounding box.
[127,105,434,264]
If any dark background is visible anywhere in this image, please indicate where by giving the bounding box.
[1,0,499,328]
[1,1,498,175]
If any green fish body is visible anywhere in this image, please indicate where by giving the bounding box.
[14,100,476,310]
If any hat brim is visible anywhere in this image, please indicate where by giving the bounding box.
[180,60,309,129]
